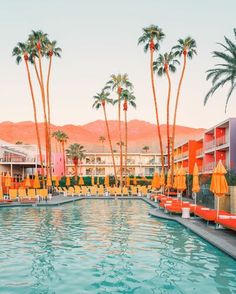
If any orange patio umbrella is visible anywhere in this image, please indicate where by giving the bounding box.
[126,176,130,186]
[79,176,84,186]
[133,176,137,185]
[178,166,186,191]
[210,160,228,218]
[5,173,11,187]
[53,175,59,187]
[66,176,71,187]
[25,174,31,188]
[33,173,41,189]
[159,169,165,189]
[152,172,160,189]
[104,175,109,188]
[173,168,179,190]
[91,175,95,186]
[47,175,52,187]
[166,169,172,189]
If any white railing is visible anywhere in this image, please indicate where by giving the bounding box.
[216,136,228,147]
[205,140,215,150]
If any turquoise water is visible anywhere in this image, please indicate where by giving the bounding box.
[0,200,236,294]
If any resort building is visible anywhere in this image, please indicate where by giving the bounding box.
[0,141,40,180]
[174,118,236,174]
[66,152,166,177]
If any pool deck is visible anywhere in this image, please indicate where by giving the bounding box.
[0,195,236,259]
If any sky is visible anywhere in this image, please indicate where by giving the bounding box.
[0,0,235,129]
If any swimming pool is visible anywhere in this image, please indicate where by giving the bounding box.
[0,199,235,293]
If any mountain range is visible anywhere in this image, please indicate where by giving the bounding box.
[0,120,205,152]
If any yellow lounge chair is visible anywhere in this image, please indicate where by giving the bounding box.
[122,187,129,196]
[38,189,50,200]
[98,187,104,196]
[27,189,38,200]
[90,186,97,196]
[115,187,122,195]
[131,186,138,196]
[9,189,18,201]
[18,188,27,199]
[74,185,81,195]
[67,187,75,197]
[81,186,88,196]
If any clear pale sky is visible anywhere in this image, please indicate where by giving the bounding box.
[0,0,235,128]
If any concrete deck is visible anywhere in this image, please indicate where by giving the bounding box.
[0,195,236,259]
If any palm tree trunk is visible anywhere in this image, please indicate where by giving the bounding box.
[150,47,164,171]
[171,54,187,183]
[46,55,53,179]
[124,109,128,187]
[24,59,44,177]
[102,105,118,186]
[62,141,66,176]
[74,162,78,181]
[37,50,49,177]
[118,93,123,189]
[166,69,171,169]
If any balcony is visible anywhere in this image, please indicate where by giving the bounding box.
[205,140,215,151]
[182,151,188,159]
[204,162,215,172]
[196,148,203,157]
[216,136,228,147]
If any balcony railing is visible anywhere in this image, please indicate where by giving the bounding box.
[182,151,188,159]
[196,148,203,156]
[205,140,215,150]
[216,136,228,147]
[204,162,215,172]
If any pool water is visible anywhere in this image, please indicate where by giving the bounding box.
[0,199,236,294]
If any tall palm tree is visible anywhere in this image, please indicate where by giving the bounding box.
[45,40,62,178]
[106,74,133,189]
[142,146,150,153]
[171,37,197,181]
[28,30,50,175]
[12,42,44,176]
[92,88,118,185]
[52,130,69,176]
[153,52,180,169]
[66,143,86,181]
[138,25,165,171]
[204,29,236,112]
[115,89,136,186]
[99,135,106,152]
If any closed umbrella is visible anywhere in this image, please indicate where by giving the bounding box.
[5,173,11,196]
[54,176,59,187]
[66,176,71,187]
[173,168,179,190]
[152,172,160,190]
[210,160,228,218]
[126,176,130,187]
[159,169,165,192]
[79,176,84,186]
[104,175,109,188]
[33,173,41,189]
[25,174,31,188]
[47,175,52,187]
[166,169,172,196]
[177,166,186,202]
[192,163,200,212]
[133,176,137,186]
[91,175,95,186]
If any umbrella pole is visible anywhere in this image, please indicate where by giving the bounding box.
[217,196,219,219]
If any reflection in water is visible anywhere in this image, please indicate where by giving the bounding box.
[0,200,235,293]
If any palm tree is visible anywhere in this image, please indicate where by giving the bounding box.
[153,52,180,169]
[204,29,236,112]
[142,146,150,153]
[138,25,165,171]
[171,37,197,181]
[45,40,62,177]
[106,74,133,190]
[99,135,106,152]
[28,30,50,175]
[92,88,118,185]
[12,42,44,176]
[115,89,136,186]
[66,143,86,181]
[52,130,69,176]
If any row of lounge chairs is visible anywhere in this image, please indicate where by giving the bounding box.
[0,188,49,204]
[55,185,149,197]
[150,193,236,231]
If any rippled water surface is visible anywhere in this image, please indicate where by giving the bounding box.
[0,199,236,294]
